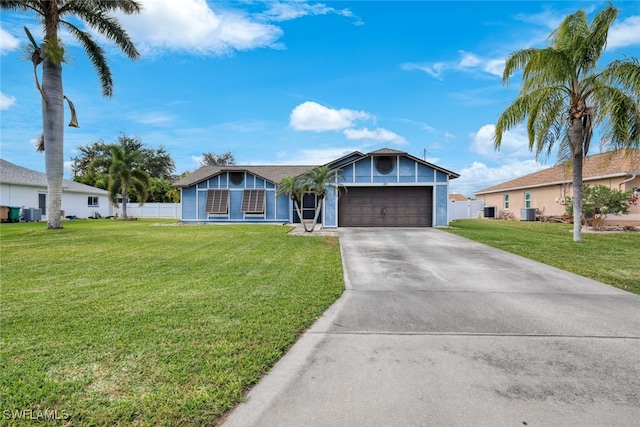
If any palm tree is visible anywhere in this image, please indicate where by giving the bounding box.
[108,146,150,219]
[276,176,309,230]
[299,166,346,232]
[1,1,141,229]
[494,4,640,242]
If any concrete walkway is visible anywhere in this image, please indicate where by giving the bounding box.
[223,228,640,426]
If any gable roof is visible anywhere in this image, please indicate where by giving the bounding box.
[173,165,316,188]
[334,149,460,179]
[0,159,108,194]
[174,148,461,188]
[474,149,640,195]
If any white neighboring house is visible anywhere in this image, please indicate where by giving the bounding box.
[0,158,113,220]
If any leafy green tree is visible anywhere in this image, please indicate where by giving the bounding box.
[200,151,236,166]
[72,134,175,186]
[108,146,150,219]
[2,1,141,229]
[565,184,631,230]
[148,177,181,203]
[494,4,640,242]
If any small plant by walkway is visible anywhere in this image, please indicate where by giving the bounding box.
[445,219,639,295]
[0,220,344,425]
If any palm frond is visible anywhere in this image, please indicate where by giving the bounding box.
[64,96,79,127]
[65,3,140,60]
[0,1,34,12]
[600,57,640,95]
[494,95,531,148]
[61,22,114,97]
[502,48,537,84]
[595,86,640,149]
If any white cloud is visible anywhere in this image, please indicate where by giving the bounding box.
[484,59,505,77]
[343,127,407,145]
[289,101,370,131]
[259,2,360,24]
[470,124,532,160]
[402,50,503,79]
[130,111,175,125]
[450,159,545,197]
[459,52,482,68]
[0,92,16,110]
[116,0,283,55]
[0,28,20,54]
[401,62,444,78]
[607,16,640,49]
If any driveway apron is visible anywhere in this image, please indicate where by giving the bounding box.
[223,228,640,427]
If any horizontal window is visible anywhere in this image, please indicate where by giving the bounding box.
[88,196,99,207]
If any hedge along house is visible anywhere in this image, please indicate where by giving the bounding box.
[474,149,640,225]
[173,148,460,228]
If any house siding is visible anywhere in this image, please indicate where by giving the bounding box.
[1,159,112,220]
[435,185,449,226]
[181,171,290,222]
[476,176,639,224]
[474,150,640,225]
[1,182,111,220]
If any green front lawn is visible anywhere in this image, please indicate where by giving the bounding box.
[0,220,344,425]
[444,219,639,295]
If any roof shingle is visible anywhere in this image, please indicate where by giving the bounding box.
[173,165,316,188]
[475,149,640,195]
[0,159,108,194]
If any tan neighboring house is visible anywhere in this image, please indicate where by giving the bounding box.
[448,193,469,202]
[474,149,640,226]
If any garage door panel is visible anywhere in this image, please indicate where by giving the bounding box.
[338,187,432,227]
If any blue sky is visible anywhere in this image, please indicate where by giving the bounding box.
[2,0,640,197]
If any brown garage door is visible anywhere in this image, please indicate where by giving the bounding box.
[338,187,433,227]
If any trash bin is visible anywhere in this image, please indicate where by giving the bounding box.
[0,206,8,222]
[8,207,21,223]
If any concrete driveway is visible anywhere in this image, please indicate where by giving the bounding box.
[223,228,640,426]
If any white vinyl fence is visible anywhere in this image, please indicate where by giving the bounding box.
[448,199,485,221]
[121,203,181,219]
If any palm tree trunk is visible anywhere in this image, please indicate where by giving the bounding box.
[570,115,585,243]
[308,203,322,233]
[121,187,128,219]
[572,152,583,242]
[293,200,310,232]
[42,58,64,229]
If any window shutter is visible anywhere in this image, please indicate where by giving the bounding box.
[206,190,229,214]
[241,190,265,213]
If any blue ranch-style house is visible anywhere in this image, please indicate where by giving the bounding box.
[173,148,460,228]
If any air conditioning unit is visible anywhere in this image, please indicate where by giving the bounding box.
[483,206,497,219]
[520,208,538,221]
[23,208,42,222]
